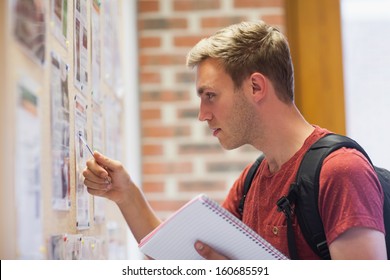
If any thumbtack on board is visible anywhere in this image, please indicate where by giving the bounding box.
[78,131,94,156]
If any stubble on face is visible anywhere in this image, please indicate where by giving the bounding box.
[218,88,256,150]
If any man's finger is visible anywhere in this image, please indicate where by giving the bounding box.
[93,151,118,172]
[194,241,228,260]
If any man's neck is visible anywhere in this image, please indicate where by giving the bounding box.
[255,105,314,173]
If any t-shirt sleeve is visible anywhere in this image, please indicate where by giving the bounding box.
[319,148,385,245]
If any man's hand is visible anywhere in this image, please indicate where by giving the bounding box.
[83,151,161,243]
[194,241,229,260]
[83,151,134,205]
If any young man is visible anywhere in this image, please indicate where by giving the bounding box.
[83,21,386,259]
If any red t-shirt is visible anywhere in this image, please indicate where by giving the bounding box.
[222,126,384,259]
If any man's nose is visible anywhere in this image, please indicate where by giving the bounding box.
[198,103,212,122]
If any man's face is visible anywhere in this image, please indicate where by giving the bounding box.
[196,59,255,150]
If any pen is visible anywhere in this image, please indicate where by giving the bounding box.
[78,131,94,156]
[78,131,111,184]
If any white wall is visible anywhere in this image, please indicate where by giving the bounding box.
[122,0,143,259]
[341,0,390,168]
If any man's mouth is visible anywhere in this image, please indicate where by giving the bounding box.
[211,128,221,137]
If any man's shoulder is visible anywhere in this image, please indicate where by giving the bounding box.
[321,147,377,184]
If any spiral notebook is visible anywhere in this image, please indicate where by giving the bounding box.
[139,194,288,260]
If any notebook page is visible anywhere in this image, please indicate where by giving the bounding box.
[139,194,288,260]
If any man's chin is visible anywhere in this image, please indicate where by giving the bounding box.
[218,140,241,150]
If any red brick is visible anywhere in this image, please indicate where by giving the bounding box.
[173,0,221,11]
[142,181,165,193]
[201,16,248,29]
[173,35,206,47]
[178,180,227,192]
[139,54,186,66]
[261,14,285,27]
[178,143,223,155]
[207,161,249,173]
[138,0,160,13]
[139,36,161,49]
[140,108,161,120]
[143,161,193,174]
[177,108,199,119]
[142,144,164,156]
[138,18,188,30]
[233,0,283,8]
[142,125,191,138]
[148,199,188,212]
[140,90,191,102]
[175,71,195,84]
[140,71,161,84]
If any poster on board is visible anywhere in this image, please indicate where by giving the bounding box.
[51,0,69,48]
[74,0,89,94]
[102,0,123,97]
[74,94,90,230]
[50,51,71,211]
[91,0,102,103]
[12,0,46,65]
[15,77,44,259]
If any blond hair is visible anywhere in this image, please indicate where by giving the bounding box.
[186,21,294,103]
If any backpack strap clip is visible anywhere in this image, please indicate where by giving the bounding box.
[276,196,292,217]
[276,184,299,260]
[277,183,298,217]
[317,240,331,260]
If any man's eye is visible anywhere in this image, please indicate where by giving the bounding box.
[206,93,215,100]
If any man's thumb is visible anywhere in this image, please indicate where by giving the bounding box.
[93,151,115,171]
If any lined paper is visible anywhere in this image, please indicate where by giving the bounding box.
[139,194,288,260]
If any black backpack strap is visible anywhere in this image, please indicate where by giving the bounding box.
[373,166,390,258]
[277,190,299,260]
[238,154,265,215]
[279,133,370,260]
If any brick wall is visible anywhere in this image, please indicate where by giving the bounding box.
[137,0,286,219]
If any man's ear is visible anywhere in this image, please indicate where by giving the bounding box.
[250,72,266,102]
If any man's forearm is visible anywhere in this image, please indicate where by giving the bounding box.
[117,186,161,243]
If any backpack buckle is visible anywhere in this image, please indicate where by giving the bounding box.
[316,240,331,259]
[276,196,292,217]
